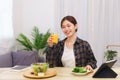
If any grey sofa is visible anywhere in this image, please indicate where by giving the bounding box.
[0,50,39,67]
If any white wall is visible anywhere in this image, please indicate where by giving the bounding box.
[13,0,55,37]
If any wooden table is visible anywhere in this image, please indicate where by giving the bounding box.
[0,67,120,80]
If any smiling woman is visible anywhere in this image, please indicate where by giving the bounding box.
[46,16,97,72]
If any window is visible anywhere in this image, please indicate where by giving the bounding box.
[0,0,13,39]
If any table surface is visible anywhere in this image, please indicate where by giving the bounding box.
[0,67,120,80]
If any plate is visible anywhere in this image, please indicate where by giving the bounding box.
[72,70,90,76]
[23,68,57,79]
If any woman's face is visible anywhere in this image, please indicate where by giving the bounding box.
[61,20,77,37]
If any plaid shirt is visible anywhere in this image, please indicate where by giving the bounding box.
[46,37,97,69]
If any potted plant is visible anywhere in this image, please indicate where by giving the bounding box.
[104,50,118,61]
[16,26,51,62]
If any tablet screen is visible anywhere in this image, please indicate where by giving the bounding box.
[105,59,117,68]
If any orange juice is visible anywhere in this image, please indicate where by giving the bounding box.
[52,34,58,44]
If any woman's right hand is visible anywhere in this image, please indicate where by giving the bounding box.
[47,35,54,47]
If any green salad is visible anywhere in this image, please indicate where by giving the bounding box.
[31,63,49,73]
[72,67,87,73]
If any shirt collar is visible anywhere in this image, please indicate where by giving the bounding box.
[75,37,83,44]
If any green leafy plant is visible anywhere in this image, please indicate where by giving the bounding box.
[104,50,118,61]
[16,33,33,51]
[16,26,51,55]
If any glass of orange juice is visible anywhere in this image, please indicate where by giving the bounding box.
[52,33,58,44]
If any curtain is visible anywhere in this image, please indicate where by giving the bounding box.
[0,0,13,53]
[54,0,120,66]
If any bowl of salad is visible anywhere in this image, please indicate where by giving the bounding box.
[31,63,49,76]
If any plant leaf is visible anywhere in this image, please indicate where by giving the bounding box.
[16,33,33,51]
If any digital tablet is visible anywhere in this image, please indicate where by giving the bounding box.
[93,59,117,78]
[12,65,28,70]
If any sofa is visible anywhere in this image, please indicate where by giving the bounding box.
[0,50,39,67]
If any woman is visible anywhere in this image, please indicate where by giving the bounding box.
[46,15,97,71]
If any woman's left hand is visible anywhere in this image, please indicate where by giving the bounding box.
[85,65,93,72]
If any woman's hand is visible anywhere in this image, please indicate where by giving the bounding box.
[47,35,54,47]
[85,65,93,72]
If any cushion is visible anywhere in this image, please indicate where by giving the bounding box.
[0,39,14,67]
[12,50,38,66]
[0,52,12,67]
